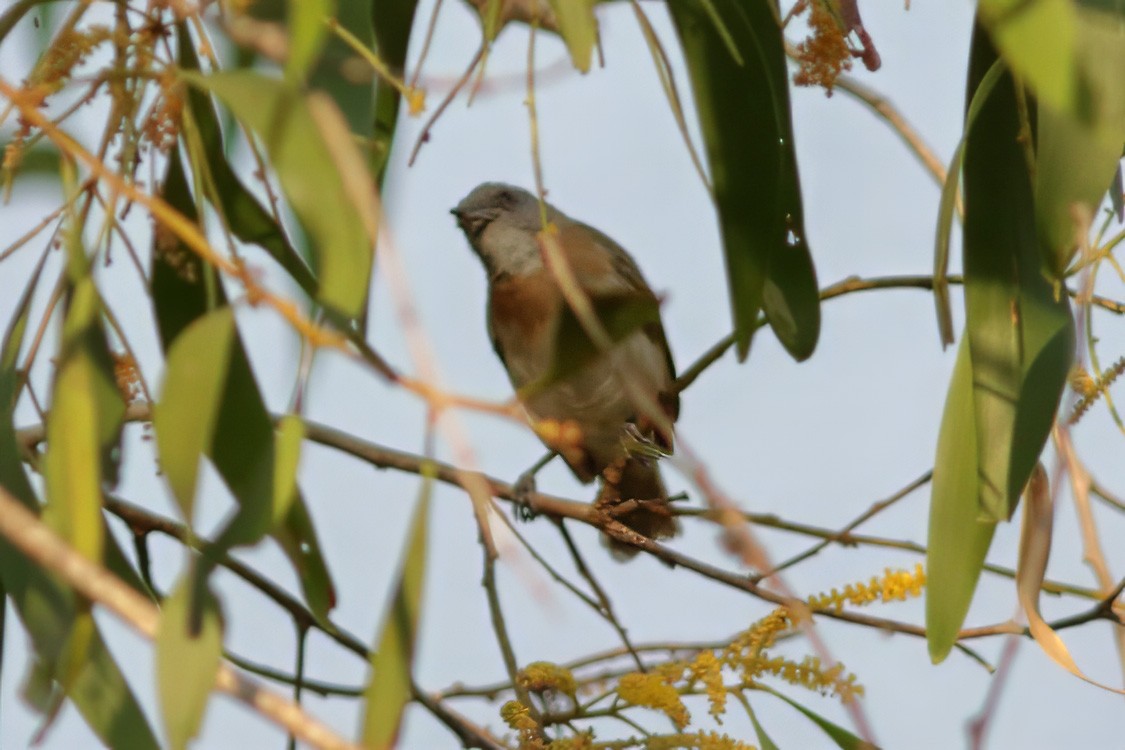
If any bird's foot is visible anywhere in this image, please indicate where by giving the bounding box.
[512,470,538,522]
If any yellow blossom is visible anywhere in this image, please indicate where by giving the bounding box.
[518,662,577,700]
[617,672,690,731]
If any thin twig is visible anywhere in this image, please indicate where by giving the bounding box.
[557,520,645,671]
[0,485,364,750]
[752,470,932,582]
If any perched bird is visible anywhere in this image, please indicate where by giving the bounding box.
[452,183,680,557]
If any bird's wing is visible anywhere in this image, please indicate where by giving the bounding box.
[563,220,681,433]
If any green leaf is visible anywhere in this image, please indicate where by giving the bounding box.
[183,70,374,318]
[0,250,46,506]
[66,632,161,750]
[157,576,224,750]
[176,24,318,299]
[272,414,304,525]
[926,339,997,663]
[745,699,780,750]
[761,220,820,361]
[978,0,1076,111]
[360,481,431,748]
[43,278,123,564]
[243,0,376,135]
[547,0,598,73]
[287,0,333,81]
[962,24,1074,522]
[0,260,157,749]
[155,308,235,522]
[760,685,876,750]
[153,153,337,610]
[371,0,420,182]
[669,0,810,360]
[933,60,1006,347]
[1035,6,1125,276]
[310,0,376,136]
[273,492,337,619]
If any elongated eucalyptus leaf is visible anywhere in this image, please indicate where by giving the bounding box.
[978,0,1076,111]
[153,152,337,615]
[0,260,157,750]
[745,699,781,750]
[175,24,317,298]
[361,483,431,749]
[156,576,223,750]
[933,60,1005,347]
[760,685,875,750]
[962,26,1073,523]
[243,0,376,135]
[287,0,333,82]
[669,0,814,361]
[1035,6,1125,276]
[154,309,235,522]
[926,339,997,663]
[182,70,374,318]
[762,223,820,361]
[371,0,420,181]
[42,277,122,565]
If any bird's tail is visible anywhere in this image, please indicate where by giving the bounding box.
[596,456,679,560]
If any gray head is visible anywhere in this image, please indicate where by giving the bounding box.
[451,183,562,276]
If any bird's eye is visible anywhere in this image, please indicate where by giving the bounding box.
[497,190,514,206]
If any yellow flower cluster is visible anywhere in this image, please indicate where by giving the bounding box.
[806,564,926,613]
[683,651,726,721]
[501,700,545,750]
[753,655,863,703]
[616,672,690,731]
[518,662,578,700]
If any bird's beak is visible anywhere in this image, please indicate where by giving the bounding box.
[451,207,487,238]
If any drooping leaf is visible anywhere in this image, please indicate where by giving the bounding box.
[154,308,236,522]
[978,0,1076,111]
[761,216,820,361]
[961,24,1074,522]
[669,0,812,360]
[243,0,377,136]
[1018,461,1125,693]
[182,70,374,318]
[926,339,997,663]
[1035,5,1125,276]
[760,685,876,750]
[175,24,317,298]
[287,0,334,82]
[152,151,336,613]
[548,0,598,73]
[272,414,304,525]
[273,490,336,619]
[42,278,122,565]
[933,60,1006,347]
[371,0,420,182]
[0,255,156,749]
[156,576,224,750]
[360,481,431,749]
[745,699,781,750]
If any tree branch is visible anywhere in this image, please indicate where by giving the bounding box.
[0,485,363,750]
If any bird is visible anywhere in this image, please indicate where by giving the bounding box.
[451,182,680,558]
